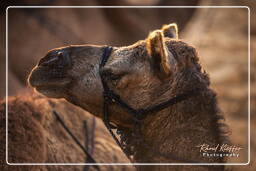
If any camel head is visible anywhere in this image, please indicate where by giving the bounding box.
[29,23,204,127]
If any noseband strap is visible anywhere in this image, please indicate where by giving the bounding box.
[99,46,201,163]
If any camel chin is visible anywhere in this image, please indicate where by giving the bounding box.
[28,66,71,98]
[34,86,65,98]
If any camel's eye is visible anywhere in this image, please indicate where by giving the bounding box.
[108,72,121,81]
[102,70,121,80]
[100,68,124,82]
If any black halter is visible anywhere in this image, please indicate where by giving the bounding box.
[99,46,201,163]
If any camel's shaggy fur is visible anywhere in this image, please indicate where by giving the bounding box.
[27,23,230,170]
[0,92,135,171]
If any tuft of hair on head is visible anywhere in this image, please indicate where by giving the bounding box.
[161,23,178,39]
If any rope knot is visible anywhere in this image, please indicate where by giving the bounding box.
[132,109,146,123]
[103,90,120,104]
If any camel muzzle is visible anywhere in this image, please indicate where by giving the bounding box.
[38,50,72,69]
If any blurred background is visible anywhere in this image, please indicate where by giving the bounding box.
[0,0,255,169]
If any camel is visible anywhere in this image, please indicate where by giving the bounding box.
[28,23,229,171]
[0,92,135,171]
[1,0,199,98]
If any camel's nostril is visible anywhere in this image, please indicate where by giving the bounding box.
[39,56,58,67]
[38,50,72,69]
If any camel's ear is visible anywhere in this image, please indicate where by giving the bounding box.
[146,30,176,78]
[162,23,178,39]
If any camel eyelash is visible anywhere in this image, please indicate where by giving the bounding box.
[101,69,122,81]
[108,73,122,81]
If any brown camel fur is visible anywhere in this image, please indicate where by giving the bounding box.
[1,1,199,98]
[28,23,229,171]
[0,92,135,171]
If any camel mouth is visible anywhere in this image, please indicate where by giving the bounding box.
[34,85,67,98]
[31,78,71,88]
[28,66,72,89]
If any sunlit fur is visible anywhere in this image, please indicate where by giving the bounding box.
[28,24,229,170]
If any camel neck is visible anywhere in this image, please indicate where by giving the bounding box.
[117,88,227,167]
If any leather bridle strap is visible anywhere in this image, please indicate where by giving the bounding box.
[99,47,131,161]
[100,85,199,121]
[99,46,202,163]
[99,46,199,121]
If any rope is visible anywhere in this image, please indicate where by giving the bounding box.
[53,111,100,171]
[84,117,96,171]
